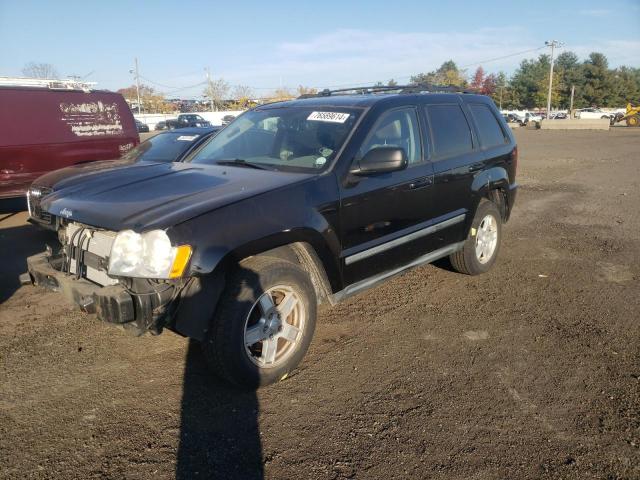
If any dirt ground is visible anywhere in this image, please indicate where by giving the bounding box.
[1,129,639,480]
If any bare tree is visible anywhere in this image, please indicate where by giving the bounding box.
[270,87,294,102]
[296,85,317,96]
[203,78,230,110]
[232,85,254,100]
[117,84,175,114]
[22,62,60,79]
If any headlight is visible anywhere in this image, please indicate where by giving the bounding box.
[109,230,143,274]
[108,229,192,279]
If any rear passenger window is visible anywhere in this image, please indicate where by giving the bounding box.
[470,104,508,148]
[426,105,473,159]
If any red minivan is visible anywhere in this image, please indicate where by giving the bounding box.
[0,79,139,199]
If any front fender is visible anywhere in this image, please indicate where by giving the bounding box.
[167,174,342,289]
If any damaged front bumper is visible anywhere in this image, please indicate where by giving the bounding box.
[25,252,176,334]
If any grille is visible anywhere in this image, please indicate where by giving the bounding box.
[27,186,53,224]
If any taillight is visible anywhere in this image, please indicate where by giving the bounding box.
[510,146,518,174]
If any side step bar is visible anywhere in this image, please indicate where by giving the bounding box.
[330,241,464,304]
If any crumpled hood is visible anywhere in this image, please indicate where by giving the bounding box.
[40,162,312,231]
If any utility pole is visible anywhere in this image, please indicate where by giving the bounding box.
[205,67,215,112]
[499,86,504,110]
[545,40,562,120]
[129,58,142,114]
[569,85,575,118]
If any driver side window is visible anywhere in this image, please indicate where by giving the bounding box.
[358,108,422,165]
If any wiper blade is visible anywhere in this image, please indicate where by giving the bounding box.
[215,159,270,170]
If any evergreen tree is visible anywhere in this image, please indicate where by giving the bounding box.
[408,52,639,108]
[581,53,614,106]
[555,51,584,108]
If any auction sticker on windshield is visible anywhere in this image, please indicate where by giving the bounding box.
[307,112,350,123]
[177,135,199,141]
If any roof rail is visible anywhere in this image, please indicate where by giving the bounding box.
[298,83,472,99]
[0,76,97,93]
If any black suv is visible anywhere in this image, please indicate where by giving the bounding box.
[24,85,518,388]
[165,114,212,129]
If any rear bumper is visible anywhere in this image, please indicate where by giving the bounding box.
[27,252,135,324]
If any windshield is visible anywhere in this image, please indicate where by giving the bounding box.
[123,132,204,163]
[190,107,361,172]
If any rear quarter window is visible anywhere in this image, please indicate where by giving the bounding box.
[469,104,509,148]
[425,104,473,159]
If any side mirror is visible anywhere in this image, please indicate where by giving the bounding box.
[353,146,408,175]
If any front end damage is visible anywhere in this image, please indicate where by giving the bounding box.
[24,222,189,336]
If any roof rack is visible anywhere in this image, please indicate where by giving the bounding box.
[298,83,472,99]
[0,76,97,93]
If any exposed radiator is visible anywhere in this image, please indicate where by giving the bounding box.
[65,223,118,286]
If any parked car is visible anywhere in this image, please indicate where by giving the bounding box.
[221,114,237,125]
[155,121,167,131]
[549,112,568,120]
[166,114,212,129]
[24,87,518,388]
[0,79,138,200]
[503,113,524,125]
[523,111,542,124]
[575,108,613,120]
[135,119,150,133]
[26,127,221,229]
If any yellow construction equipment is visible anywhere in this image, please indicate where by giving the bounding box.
[611,103,640,126]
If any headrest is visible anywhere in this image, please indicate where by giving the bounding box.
[375,119,402,141]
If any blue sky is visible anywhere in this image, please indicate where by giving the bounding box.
[1,0,639,98]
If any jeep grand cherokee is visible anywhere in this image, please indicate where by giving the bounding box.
[24,85,518,387]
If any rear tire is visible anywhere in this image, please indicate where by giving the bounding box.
[202,256,317,388]
[450,199,502,275]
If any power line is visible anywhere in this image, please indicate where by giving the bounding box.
[459,46,547,69]
[138,74,207,92]
[138,74,183,89]
[163,81,207,94]
[317,45,548,90]
[131,45,550,100]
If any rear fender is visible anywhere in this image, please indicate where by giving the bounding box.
[468,166,511,229]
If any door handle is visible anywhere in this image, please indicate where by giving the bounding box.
[409,177,433,190]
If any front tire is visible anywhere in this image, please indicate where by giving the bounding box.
[450,199,502,275]
[202,256,317,388]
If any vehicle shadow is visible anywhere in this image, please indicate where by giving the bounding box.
[432,256,456,273]
[0,216,58,304]
[0,197,27,214]
[176,265,264,480]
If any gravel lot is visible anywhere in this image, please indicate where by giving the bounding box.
[1,129,639,479]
